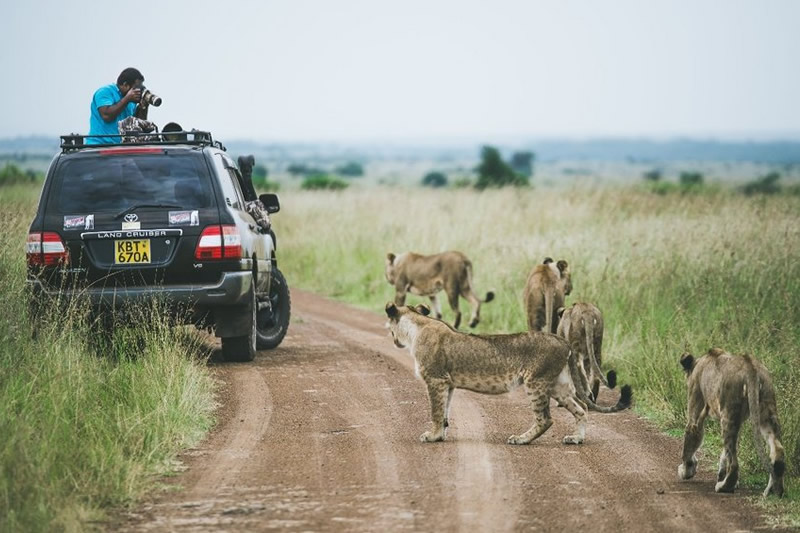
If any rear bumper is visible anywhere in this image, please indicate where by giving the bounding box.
[26,271,253,309]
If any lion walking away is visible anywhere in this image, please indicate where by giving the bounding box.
[524,257,572,334]
[384,251,494,329]
[678,348,785,497]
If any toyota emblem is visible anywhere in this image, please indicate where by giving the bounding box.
[124,213,139,222]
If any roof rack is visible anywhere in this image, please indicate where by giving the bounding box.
[60,131,225,153]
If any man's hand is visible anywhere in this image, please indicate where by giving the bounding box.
[124,87,143,103]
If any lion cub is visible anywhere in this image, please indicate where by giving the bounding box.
[678,348,785,497]
[385,302,632,445]
[524,258,572,334]
[556,302,616,402]
[385,251,494,329]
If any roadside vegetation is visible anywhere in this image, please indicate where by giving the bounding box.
[0,186,217,532]
[278,185,800,524]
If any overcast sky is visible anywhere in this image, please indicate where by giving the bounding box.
[2,0,799,142]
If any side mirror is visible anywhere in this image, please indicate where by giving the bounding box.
[259,193,280,214]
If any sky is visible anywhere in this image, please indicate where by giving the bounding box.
[1,0,799,143]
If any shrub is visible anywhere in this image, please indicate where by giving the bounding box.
[0,163,39,186]
[301,174,349,190]
[510,151,535,177]
[475,146,529,190]
[643,169,662,182]
[335,162,364,177]
[679,171,704,186]
[252,176,280,191]
[421,171,448,188]
[253,164,268,180]
[741,172,782,196]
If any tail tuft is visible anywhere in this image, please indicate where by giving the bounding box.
[617,385,633,409]
[485,291,495,303]
[606,370,617,389]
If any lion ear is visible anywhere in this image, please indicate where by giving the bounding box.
[556,260,569,273]
[415,304,431,316]
[679,352,695,373]
[543,257,554,265]
[386,253,396,264]
[557,306,566,318]
[385,302,399,318]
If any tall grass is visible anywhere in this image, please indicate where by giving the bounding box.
[278,186,800,492]
[0,186,217,532]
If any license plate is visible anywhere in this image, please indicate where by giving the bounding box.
[114,239,151,264]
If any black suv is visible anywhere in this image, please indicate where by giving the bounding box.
[26,132,290,361]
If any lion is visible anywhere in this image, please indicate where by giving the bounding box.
[556,302,616,402]
[678,348,785,497]
[385,251,494,329]
[384,302,632,445]
[524,257,572,334]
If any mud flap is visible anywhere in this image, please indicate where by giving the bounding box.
[215,299,254,338]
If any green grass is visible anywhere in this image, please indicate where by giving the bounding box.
[0,186,217,532]
[277,184,800,524]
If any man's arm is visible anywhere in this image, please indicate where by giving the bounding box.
[98,87,141,123]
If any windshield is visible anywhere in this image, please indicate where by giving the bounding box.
[52,152,214,213]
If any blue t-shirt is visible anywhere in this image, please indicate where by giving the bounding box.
[87,84,137,144]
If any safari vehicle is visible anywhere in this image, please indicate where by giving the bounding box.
[25,131,290,361]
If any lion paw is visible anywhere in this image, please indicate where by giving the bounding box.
[507,434,531,445]
[562,435,584,445]
[420,431,444,443]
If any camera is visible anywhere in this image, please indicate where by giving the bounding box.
[136,84,162,107]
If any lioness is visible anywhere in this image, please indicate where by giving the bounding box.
[556,302,615,402]
[678,348,785,497]
[524,258,572,334]
[385,302,632,445]
[385,251,494,329]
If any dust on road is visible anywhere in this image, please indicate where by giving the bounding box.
[119,290,788,532]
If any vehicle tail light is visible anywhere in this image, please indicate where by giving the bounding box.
[195,225,242,260]
[26,232,70,266]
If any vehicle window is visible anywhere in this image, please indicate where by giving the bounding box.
[214,154,244,210]
[52,153,213,213]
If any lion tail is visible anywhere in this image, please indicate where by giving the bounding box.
[584,317,611,388]
[568,347,632,413]
[465,262,494,303]
[745,362,771,471]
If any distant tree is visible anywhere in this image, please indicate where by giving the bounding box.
[510,151,535,177]
[679,171,704,186]
[643,169,662,182]
[0,163,39,186]
[475,146,528,190]
[301,173,349,191]
[287,163,325,177]
[741,172,781,195]
[421,171,448,188]
[253,164,268,180]
[335,162,364,177]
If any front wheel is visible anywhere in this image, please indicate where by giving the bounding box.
[256,267,290,350]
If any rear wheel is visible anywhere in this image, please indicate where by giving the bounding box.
[256,267,290,350]
[221,286,257,362]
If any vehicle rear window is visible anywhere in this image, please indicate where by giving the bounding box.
[51,152,214,213]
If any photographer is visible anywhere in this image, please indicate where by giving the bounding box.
[88,67,152,145]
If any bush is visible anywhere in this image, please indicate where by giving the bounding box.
[0,163,39,186]
[287,164,325,177]
[253,164,268,180]
[679,171,704,186]
[475,146,529,190]
[741,172,781,196]
[335,162,364,177]
[421,171,448,188]
[252,176,280,191]
[510,151,535,177]
[301,174,349,190]
[643,169,662,182]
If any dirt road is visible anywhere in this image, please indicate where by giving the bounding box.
[120,290,787,532]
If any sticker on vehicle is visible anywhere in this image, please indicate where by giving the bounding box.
[169,210,199,226]
[122,221,141,230]
[64,214,94,230]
